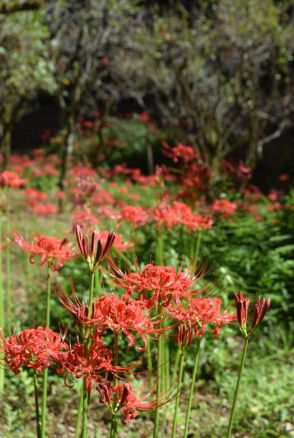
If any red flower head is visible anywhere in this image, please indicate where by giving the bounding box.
[72,209,98,232]
[76,225,115,272]
[59,335,117,391]
[162,141,197,164]
[153,201,213,231]
[13,231,74,270]
[170,297,236,341]
[31,203,58,216]
[97,382,170,424]
[109,262,206,309]
[96,230,133,252]
[85,294,159,351]
[211,199,237,218]
[0,171,26,188]
[25,188,48,207]
[119,205,149,228]
[1,327,67,374]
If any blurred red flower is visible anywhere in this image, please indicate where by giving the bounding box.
[13,231,74,270]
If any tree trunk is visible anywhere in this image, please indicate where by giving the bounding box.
[146,140,154,175]
[1,129,12,171]
[58,115,75,209]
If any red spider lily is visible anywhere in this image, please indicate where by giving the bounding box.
[31,203,58,216]
[25,188,47,203]
[109,262,207,308]
[97,230,133,251]
[162,141,197,164]
[0,171,26,188]
[91,190,114,206]
[97,382,171,424]
[76,225,115,271]
[72,176,100,206]
[70,165,97,178]
[96,206,119,221]
[169,297,236,339]
[72,209,98,231]
[0,327,67,374]
[234,292,270,336]
[83,294,160,351]
[59,336,121,391]
[224,160,252,182]
[177,322,195,348]
[53,280,90,325]
[119,205,149,228]
[32,164,58,177]
[54,284,162,350]
[13,231,74,270]
[211,199,237,218]
[237,202,263,221]
[153,201,213,231]
[56,190,65,199]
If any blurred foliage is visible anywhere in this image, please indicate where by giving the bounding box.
[0,0,293,174]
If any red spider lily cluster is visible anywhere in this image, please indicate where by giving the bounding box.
[1,218,271,436]
[153,201,213,231]
[0,139,279,437]
[0,170,26,188]
[211,199,237,218]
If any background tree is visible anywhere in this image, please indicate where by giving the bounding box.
[114,0,293,173]
[0,7,55,168]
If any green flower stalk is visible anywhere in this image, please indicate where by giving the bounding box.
[75,227,115,438]
[41,262,51,438]
[226,292,270,438]
[0,207,4,393]
[183,338,201,438]
[171,345,186,438]
[33,370,42,438]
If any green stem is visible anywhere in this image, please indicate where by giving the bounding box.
[110,333,120,438]
[113,248,135,270]
[74,382,84,438]
[41,263,51,438]
[155,227,164,265]
[45,263,51,328]
[164,335,170,394]
[95,269,101,298]
[5,203,11,335]
[81,379,89,438]
[81,271,95,438]
[0,207,4,393]
[171,347,186,438]
[153,301,162,438]
[194,231,202,264]
[88,272,95,319]
[110,414,118,438]
[146,338,154,387]
[183,338,201,438]
[33,371,42,438]
[226,337,249,438]
[172,348,180,384]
